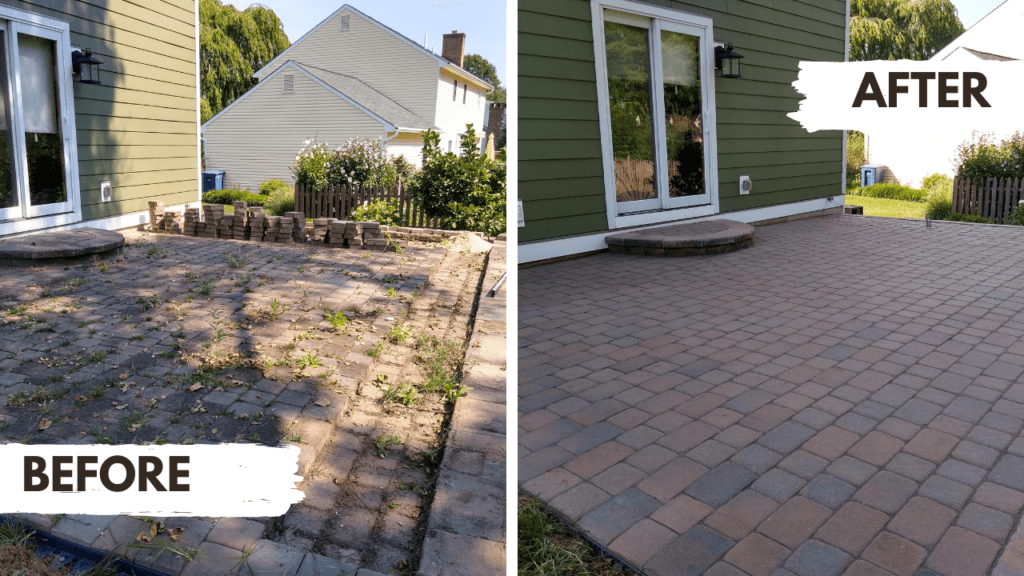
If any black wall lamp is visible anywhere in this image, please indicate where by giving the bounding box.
[715,43,743,78]
[72,49,102,85]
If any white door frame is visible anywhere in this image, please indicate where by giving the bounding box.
[0,5,80,235]
[591,0,720,230]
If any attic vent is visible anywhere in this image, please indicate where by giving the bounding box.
[340,14,350,31]
[283,74,294,92]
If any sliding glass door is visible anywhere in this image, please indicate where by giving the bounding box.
[600,8,714,216]
[0,19,74,222]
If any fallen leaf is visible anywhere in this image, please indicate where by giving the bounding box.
[187,384,203,393]
[150,522,158,537]
[120,372,130,381]
[38,419,51,431]
[168,527,183,542]
[136,533,150,543]
[314,398,330,407]
[116,404,128,410]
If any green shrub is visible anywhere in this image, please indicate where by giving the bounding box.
[202,188,267,207]
[292,138,332,190]
[352,199,407,226]
[264,189,294,216]
[409,125,506,236]
[946,213,991,224]
[848,183,926,202]
[1006,203,1024,226]
[924,190,953,220]
[955,131,1024,182]
[922,173,952,196]
[846,130,866,188]
[259,179,291,196]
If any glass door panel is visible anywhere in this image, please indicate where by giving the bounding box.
[0,25,18,222]
[661,30,705,198]
[19,27,70,218]
[603,11,660,213]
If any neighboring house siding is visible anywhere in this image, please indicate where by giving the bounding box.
[387,132,425,167]
[258,8,439,124]
[434,69,487,151]
[0,0,199,223]
[204,70,386,191]
[519,0,846,244]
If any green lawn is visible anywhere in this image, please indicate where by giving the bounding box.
[847,196,926,219]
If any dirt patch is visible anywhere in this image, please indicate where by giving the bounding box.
[0,541,70,576]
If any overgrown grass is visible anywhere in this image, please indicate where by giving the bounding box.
[847,183,927,202]
[519,498,621,576]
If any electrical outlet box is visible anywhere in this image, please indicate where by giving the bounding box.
[739,175,751,195]
[100,181,112,202]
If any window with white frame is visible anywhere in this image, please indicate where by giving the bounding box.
[0,8,77,225]
[592,0,719,224]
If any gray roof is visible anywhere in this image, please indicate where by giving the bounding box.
[295,62,434,131]
[961,47,1017,61]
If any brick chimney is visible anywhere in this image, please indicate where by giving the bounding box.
[486,102,506,140]
[442,30,465,67]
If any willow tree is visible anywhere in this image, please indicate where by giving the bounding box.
[200,0,290,123]
[849,0,963,62]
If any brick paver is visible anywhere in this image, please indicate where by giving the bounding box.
[520,216,1024,575]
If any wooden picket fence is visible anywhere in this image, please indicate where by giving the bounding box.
[952,178,1024,224]
[293,182,440,228]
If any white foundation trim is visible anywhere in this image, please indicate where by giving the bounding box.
[519,196,844,264]
[2,202,196,238]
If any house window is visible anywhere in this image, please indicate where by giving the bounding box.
[463,84,467,104]
[283,74,294,92]
[452,79,458,101]
[592,0,719,224]
[0,10,78,225]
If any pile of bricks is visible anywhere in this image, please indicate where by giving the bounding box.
[148,201,165,230]
[183,208,200,235]
[199,205,223,238]
[285,212,306,243]
[312,218,331,243]
[250,207,266,242]
[231,202,249,240]
[160,211,183,234]
[328,220,348,247]
[344,222,365,248]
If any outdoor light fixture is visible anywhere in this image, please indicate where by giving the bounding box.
[72,49,102,85]
[715,43,743,78]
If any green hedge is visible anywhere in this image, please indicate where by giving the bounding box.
[946,213,991,224]
[202,188,267,207]
[848,184,927,202]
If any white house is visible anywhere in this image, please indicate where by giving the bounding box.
[201,4,492,191]
[865,0,1023,187]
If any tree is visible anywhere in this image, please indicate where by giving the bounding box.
[849,0,963,62]
[463,54,505,102]
[200,0,290,123]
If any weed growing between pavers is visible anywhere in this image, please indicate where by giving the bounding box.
[0,518,125,576]
[518,497,625,576]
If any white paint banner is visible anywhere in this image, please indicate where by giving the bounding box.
[0,444,304,516]
[789,61,1024,134]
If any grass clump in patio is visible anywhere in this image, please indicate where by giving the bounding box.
[519,497,622,576]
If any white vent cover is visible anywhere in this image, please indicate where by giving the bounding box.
[283,74,294,92]
[100,181,112,202]
[340,14,350,31]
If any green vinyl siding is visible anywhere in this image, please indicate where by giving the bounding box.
[519,0,846,244]
[0,0,198,223]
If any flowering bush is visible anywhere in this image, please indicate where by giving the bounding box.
[326,138,398,189]
[291,139,331,190]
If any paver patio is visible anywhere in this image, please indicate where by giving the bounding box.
[520,215,1024,576]
[0,227,502,575]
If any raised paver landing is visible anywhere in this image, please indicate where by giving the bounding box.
[520,215,1024,576]
[0,227,124,267]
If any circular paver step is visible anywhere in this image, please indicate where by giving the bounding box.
[605,219,755,256]
[0,227,125,268]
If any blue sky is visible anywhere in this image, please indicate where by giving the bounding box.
[952,0,1006,27]
[223,1,506,86]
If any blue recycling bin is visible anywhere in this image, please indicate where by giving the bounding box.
[202,169,225,192]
